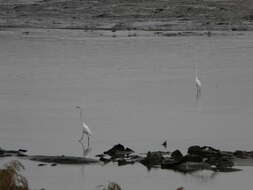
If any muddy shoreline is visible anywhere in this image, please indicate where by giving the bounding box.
[0,0,253,31]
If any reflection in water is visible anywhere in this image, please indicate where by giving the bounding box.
[79,140,92,157]
[183,170,218,183]
[1,32,253,190]
[78,141,92,178]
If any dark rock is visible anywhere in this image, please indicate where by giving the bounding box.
[171,150,183,161]
[234,150,244,158]
[161,158,181,169]
[18,149,28,153]
[38,163,47,166]
[99,157,111,163]
[188,145,202,155]
[206,156,234,170]
[0,148,4,155]
[117,158,134,166]
[233,150,253,159]
[188,145,220,157]
[181,154,203,163]
[129,154,145,163]
[141,151,164,167]
[103,144,134,158]
[201,146,220,154]
[104,144,126,155]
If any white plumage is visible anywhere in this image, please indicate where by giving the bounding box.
[195,75,202,88]
[76,106,92,147]
[194,64,202,98]
[82,121,92,136]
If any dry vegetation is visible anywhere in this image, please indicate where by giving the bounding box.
[0,160,29,190]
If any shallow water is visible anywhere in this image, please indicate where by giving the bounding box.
[1,30,253,190]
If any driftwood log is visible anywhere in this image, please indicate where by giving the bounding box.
[27,155,99,164]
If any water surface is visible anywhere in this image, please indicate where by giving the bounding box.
[1,30,253,190]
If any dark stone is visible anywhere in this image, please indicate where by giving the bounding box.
[171,150,183,161]
[234,150,245,158]
[187,145,202,155]
[233,150,253,159]
[103,144,134,158]
[201,146,220,154]
[104,144,125,156]
[181,154,203,163]
[161,158,181,169]
[18,149,28,153]
[188,145,220,157]
[38,163,47,166]
[141,151,164,167]
[206,156,234,170]
[99,157,111,163]
[117,158,134,166]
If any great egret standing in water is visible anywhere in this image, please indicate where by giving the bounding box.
[76,106,92,148]
[194,64,202,99]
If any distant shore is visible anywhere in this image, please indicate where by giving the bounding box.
[1,27,253,39]
[0,0,253,31]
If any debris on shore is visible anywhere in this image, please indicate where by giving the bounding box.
[1,144,253,173]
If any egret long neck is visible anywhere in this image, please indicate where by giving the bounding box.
[79,108,83,125]
[194,64,199,79]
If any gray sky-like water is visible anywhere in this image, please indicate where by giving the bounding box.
[1,30,253,190]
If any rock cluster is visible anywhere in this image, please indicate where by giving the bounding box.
[97,145,249,173]
[1,144,253,173]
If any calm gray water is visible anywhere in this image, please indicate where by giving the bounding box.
[1,29,253,190]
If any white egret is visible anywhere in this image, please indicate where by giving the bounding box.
[76,106,92,147]
[194,64,202,99]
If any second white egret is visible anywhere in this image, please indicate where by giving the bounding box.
[194,64,202,99]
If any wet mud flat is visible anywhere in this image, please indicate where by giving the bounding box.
[0,0,253,31]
